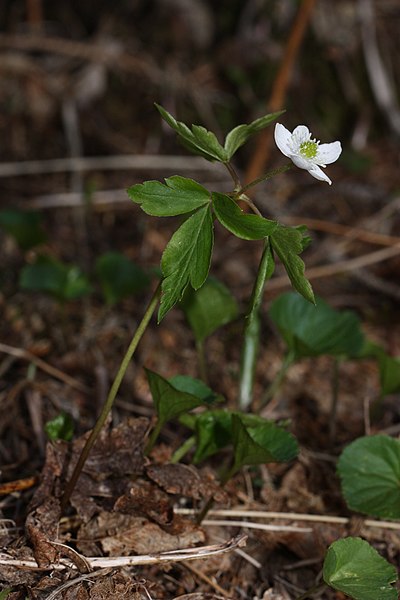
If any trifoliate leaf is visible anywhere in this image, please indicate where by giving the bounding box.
[146,369,204,427]
[224,111,284,160]
[181,276,238,343]
[338,435,400,519]
[127,176,211,216]
[269,292,364,359]
[270,224,314,303]
[156,104,228,162]
[323,537,398,600]
[212,193,277,240]
[159,205,213,321]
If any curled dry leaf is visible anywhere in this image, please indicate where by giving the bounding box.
[146,463,228,503]
[25,497,61,567]
[77,511,206,556]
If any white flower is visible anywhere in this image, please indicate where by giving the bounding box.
[274,123,342,185]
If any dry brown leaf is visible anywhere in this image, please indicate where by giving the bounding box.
[78,511,205,556]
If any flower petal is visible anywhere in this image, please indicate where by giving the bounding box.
[308,164,332,185]
[291,125,310,142]
[274,123,292,157]
[316,141,342,165]
[290,154,312,170]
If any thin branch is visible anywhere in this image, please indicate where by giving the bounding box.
[0,154,220,178]
[0,534,247,571]
[266,244,400,291]
[175,508,400,531]
[0,342,88,392]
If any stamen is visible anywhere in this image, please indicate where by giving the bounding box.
[299,140,318,159]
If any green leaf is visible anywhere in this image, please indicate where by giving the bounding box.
[270,224,314,303]
[159,205,213,321]
[156,104,228,162]
[0,209,47,250]
[169,375,220,405]
[127,176,211,216]
[19,255,92,301]
[323,537,398,600]
[145,369,204,428]
[0,588,13,600]
[180,276,238,343]
[45,412,74,441]
[191,410,234,463]
[224,111,284,160]
[95,251,150,305]
[378,353,400,396]
[212,193,277,240]
[269,292,364,359]
[231,414,298,474]
[337,435,400,519]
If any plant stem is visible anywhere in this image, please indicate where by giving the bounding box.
[196,340,208,384]
[61,282,161,512]
[225,161,241,190]
[196,463,236,524]
[295,583,327,599]
[237,163,292,195]
[170,435,196,463]
[263,350,295,406]
[239,238,275,410]
[144,419,162,455]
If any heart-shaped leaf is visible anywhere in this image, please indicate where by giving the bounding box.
[231,414,298,475]
[20,255,92,302]
[323,537,398,600]
[180,276,238,343]
[146,369,204,428]
[338,435,400,519]
[169,375,221,405]
[0,209,47,250]
[95,252,150,305]
[269,292,364,359]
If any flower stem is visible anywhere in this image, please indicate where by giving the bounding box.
[237,163,292,195]
[61,282,161,512]
[238,238,275,410]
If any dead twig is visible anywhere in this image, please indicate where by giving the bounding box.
[266,244,400,292]
[0,342,89,393]
[0,154,217,178]
[175,508,400,531]
[281,215,400,248]
[0,534,247,571]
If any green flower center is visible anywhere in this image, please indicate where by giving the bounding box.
[299,140,318,159]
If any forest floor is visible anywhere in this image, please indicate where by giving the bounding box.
[1,2,400,598]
